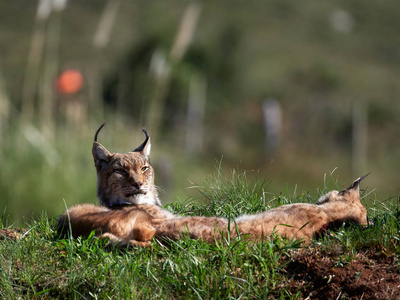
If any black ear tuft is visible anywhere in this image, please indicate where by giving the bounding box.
[339,172,371,195]
[94,122,106,142]
[347,172,371,190]
[92,122,111,167]
[142,128,149,139]
[133,128,151,156]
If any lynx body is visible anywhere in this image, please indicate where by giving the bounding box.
[59,175,368,246]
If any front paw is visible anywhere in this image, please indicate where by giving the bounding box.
[130,240,152,248]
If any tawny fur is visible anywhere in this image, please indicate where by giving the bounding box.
[58,203,174,247]
[153,177,368,243]
[58,176,368,247]
[91,123,161,207]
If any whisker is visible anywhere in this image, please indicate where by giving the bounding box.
[155,185,166,194]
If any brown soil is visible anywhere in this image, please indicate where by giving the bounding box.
[284,248,400,299]
[0,228,27,240]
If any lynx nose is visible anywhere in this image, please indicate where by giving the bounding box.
[133,181,143,190]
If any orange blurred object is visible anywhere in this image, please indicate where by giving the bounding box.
[57,70,84,94]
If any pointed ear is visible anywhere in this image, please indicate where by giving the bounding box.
[92,142,112,167]
[339,172,370,195]
[133,128,151,157]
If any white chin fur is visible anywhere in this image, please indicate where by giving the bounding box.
[131,194,158,205]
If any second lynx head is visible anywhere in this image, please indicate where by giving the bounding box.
[92,123,161,207]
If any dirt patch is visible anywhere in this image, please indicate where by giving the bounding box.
[0,228,27,240]
[284,248,400,299]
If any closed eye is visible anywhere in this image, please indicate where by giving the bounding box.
[114,169,128,176]
[141,166,149,173]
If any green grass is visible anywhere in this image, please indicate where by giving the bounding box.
[0,170,399,299]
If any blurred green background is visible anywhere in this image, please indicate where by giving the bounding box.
[0,0,399,225]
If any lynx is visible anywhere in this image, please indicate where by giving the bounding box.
[153,174,369,243]
[92,123,161,207]
[58,123,369,246]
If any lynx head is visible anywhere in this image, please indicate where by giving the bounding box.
[317,173,370,225]
[92,123,161,208]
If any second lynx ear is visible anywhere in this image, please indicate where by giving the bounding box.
[133,128,151,157]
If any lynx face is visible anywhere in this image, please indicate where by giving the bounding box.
[92,123,161,207]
